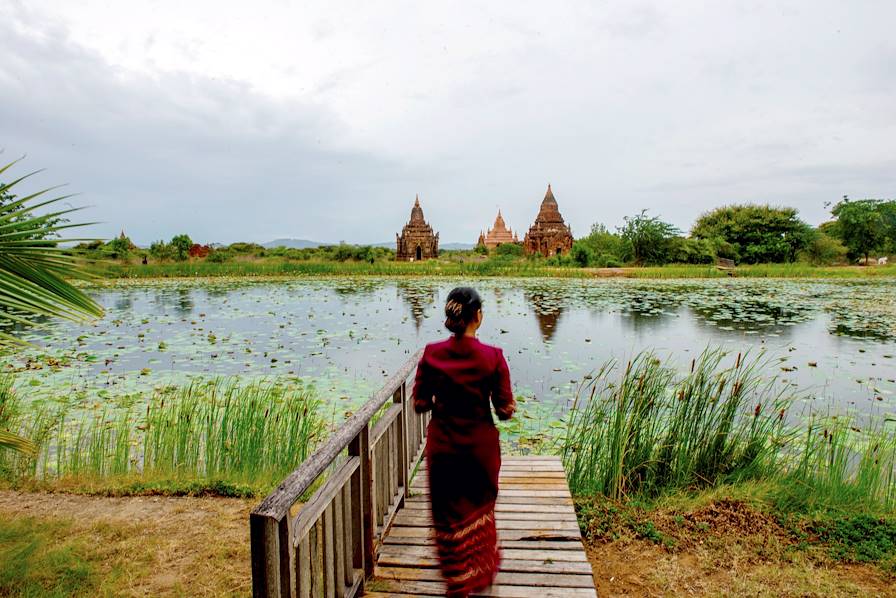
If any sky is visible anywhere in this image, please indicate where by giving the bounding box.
[2,0,895,245]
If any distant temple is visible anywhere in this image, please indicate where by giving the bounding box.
[523,184,574,257]
[477,210,519,250]
[396,195,439,261]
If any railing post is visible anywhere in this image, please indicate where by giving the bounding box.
[250,511,292,598]
[396,381,410,499]
[348,423,374,580]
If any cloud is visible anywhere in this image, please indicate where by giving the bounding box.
[2,1,895,244]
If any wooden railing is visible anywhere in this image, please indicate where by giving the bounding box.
[250,349,428,598]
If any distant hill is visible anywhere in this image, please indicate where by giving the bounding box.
[263,239,475,251]
[262,238,323,249]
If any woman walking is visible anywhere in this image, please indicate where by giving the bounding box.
[413,287,516,597]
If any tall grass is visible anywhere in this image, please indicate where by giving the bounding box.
[562,349,791,499]
[773,419,896,514]
[2,377,326,492]
[561,349,896,514]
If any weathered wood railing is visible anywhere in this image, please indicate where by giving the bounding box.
[250,349,428,598]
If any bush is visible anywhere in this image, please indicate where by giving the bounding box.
[206,250,231,263]
[495,243,523,257]
[474,244,488,256]
[668,237,716,264]
[800,232,849,265]
[571,241,595,267]
[170,234,193,261]
[692,204,813,264]
[598,254,622,268]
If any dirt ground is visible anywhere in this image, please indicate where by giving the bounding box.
[0,490,255,597]
[2,491,894,597]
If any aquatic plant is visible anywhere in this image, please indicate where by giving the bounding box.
[561,349,792,499]
[1,378,326,491]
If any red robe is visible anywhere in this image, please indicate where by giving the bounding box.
[413,335,516,596]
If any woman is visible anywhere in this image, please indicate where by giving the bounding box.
[413,287,516,597]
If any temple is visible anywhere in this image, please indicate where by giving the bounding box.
[396,195,439,261]
[523,184,574,257]
[477,210,519,250]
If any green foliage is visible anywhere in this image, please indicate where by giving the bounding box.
[495,243,523,257]
[618,210,681,265]
[571,240,595,266]
[206,249,231,263]
[830,197,893,262]
[577,223,630,264]
[169,234,192,261]
[691,204,813,264]
[148,240,174,261]
[562,349,790,500]
[105,234,133,260]
[473,244,489,255]
[0,516,97,597]
[667,237,716,265]
[0,159,104,349]
[808,515,896,566]
[800,231,849,265]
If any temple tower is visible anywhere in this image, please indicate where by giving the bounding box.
[477,209,519,250]
[396,195,439,261]
[523,184,574,257]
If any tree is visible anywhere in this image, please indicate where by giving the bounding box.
[571,241,595,267]
[0,159,104,453]
[170,234,193,261]
[576,223,629,264]
[495,243,523,257]
[691,204,812,264]
[618,210,680,265]
[830,198,887,263]
[800,231,849,265]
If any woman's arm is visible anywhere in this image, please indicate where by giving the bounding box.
[412,350,434,414]
[491,349,516,421]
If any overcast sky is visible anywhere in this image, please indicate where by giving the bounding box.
[3,1,895,245]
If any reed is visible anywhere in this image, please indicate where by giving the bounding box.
[561,349,791,499]
[0,378,326,492]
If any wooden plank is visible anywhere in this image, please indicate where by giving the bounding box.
[384,527,582,542]
[376,566,594,588]
[407,495,573,506]
[365,580,597,597]
[293,457,359,540]
[323,503,335,597]
[382,536,586,550]
[378,545,588,562]
[392,516,579,531]
[295,533,311,598]
[377,553,592,574]
[340,484,353,589]
[333,487,346,596]
[370,403,403,447]
[310,519,323,596]
[400,502,575,515]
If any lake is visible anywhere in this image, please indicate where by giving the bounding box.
[8,277,896,422]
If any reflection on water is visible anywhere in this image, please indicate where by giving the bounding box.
[8,278,896,419]
[526,289,565,342]
[397,281,437,331]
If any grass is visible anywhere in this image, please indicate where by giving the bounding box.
[89,256,896,280]
[0,516,98,597]
[1,378,327,496]
[561,349,792,500]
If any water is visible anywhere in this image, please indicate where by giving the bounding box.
[8,277,896,421]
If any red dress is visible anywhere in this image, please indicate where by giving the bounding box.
[413,335,516,596]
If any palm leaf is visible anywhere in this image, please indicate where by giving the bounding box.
[0,430,37,455]
[0,158,104,346]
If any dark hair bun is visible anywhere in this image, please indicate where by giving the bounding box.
[444,287,483,336]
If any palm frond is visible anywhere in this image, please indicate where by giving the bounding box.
[0,430,37,455]
[0,159,104,346]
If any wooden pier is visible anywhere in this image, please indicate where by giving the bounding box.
[250,351,597,598]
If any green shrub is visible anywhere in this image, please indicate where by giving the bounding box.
[495,243,523,257]
[800,231,849,265]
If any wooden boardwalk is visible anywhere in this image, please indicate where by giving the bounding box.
[251,352,596,598]
[365,455,598,597]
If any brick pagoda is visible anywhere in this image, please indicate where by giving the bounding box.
[523,184,574,257]
[477,210,519,250]
[396,195,439,261]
